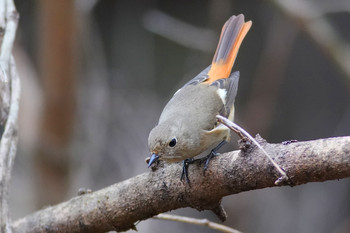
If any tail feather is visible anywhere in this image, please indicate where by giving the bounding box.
[205,14,252,84]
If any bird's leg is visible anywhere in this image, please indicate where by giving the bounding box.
[180,158,194,185]
[203,140,227,172]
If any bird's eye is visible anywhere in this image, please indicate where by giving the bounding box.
[169,138,177,147]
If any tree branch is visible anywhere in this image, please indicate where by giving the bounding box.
[153,213,242,233]
[0,0,19,232]
[0,0,18,123]
[10,136,350,233]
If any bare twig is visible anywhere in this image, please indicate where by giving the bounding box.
[154,213,242,233]
[143,9,216,52]
[307,0,350,16]
[10,136,350,233]
[0,0,18,65]
[216,115,289,184]
[0,58,20,233]
[0,0,18,124]
[272,0,350,90]
[0,64,10,124]
[0,0,19,232]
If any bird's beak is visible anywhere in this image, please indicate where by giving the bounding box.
[148,153,160,168]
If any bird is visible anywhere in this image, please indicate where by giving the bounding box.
[147,14,252,182]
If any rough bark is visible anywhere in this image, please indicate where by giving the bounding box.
[10,136,350,233]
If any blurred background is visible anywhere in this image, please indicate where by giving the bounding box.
[8,0,350,232]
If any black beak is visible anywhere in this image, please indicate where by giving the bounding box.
[148,153,160,168]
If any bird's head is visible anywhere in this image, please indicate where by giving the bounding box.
[147,120,198,167]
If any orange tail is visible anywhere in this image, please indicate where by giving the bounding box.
[204,14,252,84]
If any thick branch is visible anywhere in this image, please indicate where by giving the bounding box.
[11,136,350,233]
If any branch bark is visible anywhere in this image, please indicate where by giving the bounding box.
[10,136,350,233]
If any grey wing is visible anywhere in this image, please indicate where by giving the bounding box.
[210,71,240,118]
[182,65,211,86]
[172,65,211,96]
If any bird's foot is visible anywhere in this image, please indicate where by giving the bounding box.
[201,150,219,174]
[202,140,227,174]
[180,158,194,185]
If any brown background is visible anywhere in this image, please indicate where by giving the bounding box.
[10,0,350,232]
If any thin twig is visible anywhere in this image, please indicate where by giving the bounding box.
[272,0,350,90]
[0,57,20,233]
[0,0,5,46]
[216,115,289,184]
[0,0,18,123]
[0,0,19,232]
[0,0,18,68]
[154,213,242,233]
[143,9,216,52]
[0,63,10,123]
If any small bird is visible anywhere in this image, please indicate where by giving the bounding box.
[147,14,252,181]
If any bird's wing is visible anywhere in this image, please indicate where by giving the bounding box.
[208,71,239,120]
[182,65,211,86]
